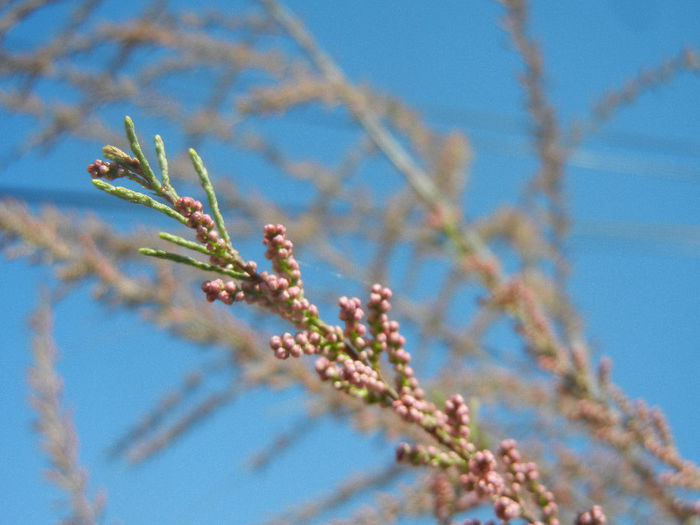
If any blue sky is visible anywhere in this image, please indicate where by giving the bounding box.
[2,1,700,523]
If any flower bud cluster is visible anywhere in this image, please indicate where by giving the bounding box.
[198,261,601,525]
[444,394,471,444]
[174,196,203,217]
[499,438,559,524]
[239,270,318,328]
[428,471,456,522]
[175,197,228,256]
[170,208,599,524]
[197,252,593,525]
[383,320,414,391]
[392,387,436,425]
[575,505,606,524]
[263,224,301,285]
[461,253,500,285]
[365,284,393,361]
[313,355,338,380]
[339,358,385,394]
[459,449,505,499]
[492,279,560,372]
[331,285,444,428]
[313,355,388,402]
[338,295,368,351]
[303,285,411,406]
[269,330,321,360]
[195,220,320,329]
[493,495,521,521]
[196,249,600,525]
[201,278,244,305]
[87,159,125,180]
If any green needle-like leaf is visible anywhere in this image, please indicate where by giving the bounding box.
[139,248,250,280]
[154,134,178,200]
[188,148,231,247]
[91,179,187,225]
[124,116,162,192]
[158,232,212,256]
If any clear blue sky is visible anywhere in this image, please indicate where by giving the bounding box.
[1,1,700,523]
